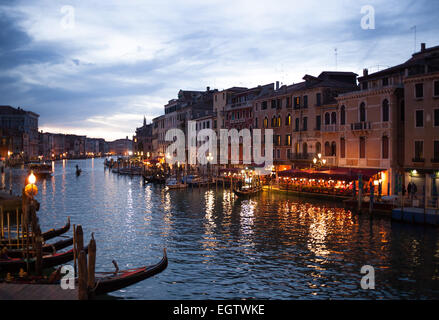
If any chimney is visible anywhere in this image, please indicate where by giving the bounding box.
[421,43,426,52]
[363,68,368,77]
[206,86,210,92]
[276,81,279,90]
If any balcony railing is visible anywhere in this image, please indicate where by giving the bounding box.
[292,153,312,160]
[412,157,425,163]
[351,121,371,131]
[431,158,439,163]
[322,124,339,132]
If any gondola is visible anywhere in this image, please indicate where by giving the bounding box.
[6,237,73,258]
[1,248,168,296]
[0,245,88,273]
[93,248,168,295]
[233,186,262,197]
[0,217,70,247]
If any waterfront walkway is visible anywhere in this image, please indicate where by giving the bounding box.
[0,283,77,300]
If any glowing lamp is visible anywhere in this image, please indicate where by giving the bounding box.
[322,159,327,165]
[25,171,38,198]
[313,158,317,164]
[317,153,322,159]
[373,180,379,186]
[28,172,36,184]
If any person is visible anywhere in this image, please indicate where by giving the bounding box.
[408,181,417,201]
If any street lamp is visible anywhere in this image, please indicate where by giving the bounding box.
[312,154,327,169]
[25,171,38,200]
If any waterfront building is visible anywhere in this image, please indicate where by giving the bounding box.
[108,136,133,155]
[0,105,39,160]
[152,115,166,160]
[254,72,357,171]
[133,117,153,158]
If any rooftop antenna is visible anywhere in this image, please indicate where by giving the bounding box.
[335,48,338,70]
[410,25,416,53]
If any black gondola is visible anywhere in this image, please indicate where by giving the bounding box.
[233,186,262,197]
[0,217,70,247]
[6,237,73,258]
[93,248,168,295]
[0,245,88,273]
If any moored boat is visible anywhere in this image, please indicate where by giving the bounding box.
[27,162,52,178]
[166,177,187,189]
[93,248,168,295]
[0,245,88,273]
[233,185,262,197]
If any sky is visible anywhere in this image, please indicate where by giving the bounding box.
[0,0,438,141]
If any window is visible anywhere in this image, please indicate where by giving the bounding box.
[434,81,439,97]
[303,143,308,156]
[359,137,366,158]
[331,112,336,124]
[277,116,281,127]
[255,118,259,128]
[294,97,300,108]
[262,101,267,110]
[415,83,424,98]
[316,93,321,106]
[340,138,345,158]
[340,105,346,125]
[286,114,291,126]
[325,113,330,125]
[316,115,322,131]
[316,115,321,130]
[434,109,439,126]
[277,149,280,159]
[303,117,308,131]
[414,141,423,160]
[382,99,389,122]
[415,110,424,127]
[382,136,389,159]
[434,141,439,160]
[331,142,336,156]
[382,77,389,86]
[359,102,366,122]
[263,117,268,128]
[271,99,277,109]
[277,99,282,109]
[303,95,308,108]
[295,118,299,131]
[287,149,292,160]
[324,142,331,156]
[271,116,276,127]
[286,135,292,146]
[315,142,321,155]
[362,82,368,90]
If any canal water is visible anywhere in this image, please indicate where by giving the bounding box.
[3,158,439,299]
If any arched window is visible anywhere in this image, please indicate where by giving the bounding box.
[286,114,291,126]
[360,102,366,122]
[263,117,268,128]
[331,112,337,124]
[295,142,300,155]
[382,99,389,122]
[340,105,346,125]
[325,142,331,156]
[331,141,336,156]
[277,115,281,127]
[382,136,389,159]
[340,137,345,158]
[315,142,321,155]
[303,143,308,156]
[271,116,276,127]
[325,112,330,125]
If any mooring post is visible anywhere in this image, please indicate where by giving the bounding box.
[87,233,96,299]
[78,250,88,300]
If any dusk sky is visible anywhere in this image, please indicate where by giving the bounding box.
[1,0,438,141]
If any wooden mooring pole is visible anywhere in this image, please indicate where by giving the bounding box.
[87,233,96,299]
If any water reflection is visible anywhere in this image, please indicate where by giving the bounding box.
[2,159,439,299]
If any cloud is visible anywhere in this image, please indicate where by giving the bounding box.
[1,0,438,140]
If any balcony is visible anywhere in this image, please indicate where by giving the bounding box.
[351,122,371,131]
[412,157,425,163]
[322,124,339,132]
[292,153,313,160]
[432,158,439,163]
